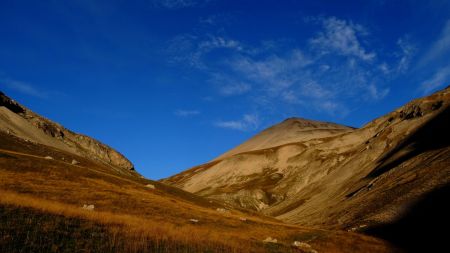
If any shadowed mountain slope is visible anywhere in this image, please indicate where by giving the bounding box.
[163,86,450,244]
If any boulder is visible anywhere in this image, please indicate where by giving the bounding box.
[293,241,311,248]
[292,241,318,253]
[263,237,277,243]
[146,184,156,189]
[82,204,95,211]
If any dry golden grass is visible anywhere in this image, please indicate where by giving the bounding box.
[0,190,253,252]
[0,132,397,252]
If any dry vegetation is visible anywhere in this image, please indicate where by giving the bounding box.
[0,191,249,253]
[0,132,396,252]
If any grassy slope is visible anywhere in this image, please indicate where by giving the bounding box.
[0,132,396,252]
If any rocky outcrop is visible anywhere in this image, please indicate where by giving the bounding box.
[0,92,24,114]
[0,91,134,171]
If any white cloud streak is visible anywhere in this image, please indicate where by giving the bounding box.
[167,35,243,69]
[420,65,450,94]
[396,37,416,73]
[174,109,201,117]
[154,0,206,9]
[367,83,390,100]
[1,78,48,98]
[215,114,260,131]
[420,19,450,65]
[218,82,251,96]
[199,36,243,51]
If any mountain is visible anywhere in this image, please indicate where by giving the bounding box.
[0,91,134,172]
[163,86,450,251]
[0,90,397,252]
[215,117,354,160]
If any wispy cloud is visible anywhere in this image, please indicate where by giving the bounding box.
[167,35,243,69]
[215,114,260,131]
[199,36,243,51]
[419,19,450,66]
[174,109,201,117]
[218,82,251,96]
[230,50,311,92]
[1,77,48,98]
[420,65,450,94]
[310,17,375,61]
[316,100,349,117]
[154,0,208,9]
[396,37,416,73]
[208,73,252,96]
[367,83,390,100]
[199,13,233,26]
[167,16,398,126]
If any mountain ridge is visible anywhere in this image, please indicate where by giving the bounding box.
[214,117,354,161]
[0,91,134,172]
[163,86,450,237]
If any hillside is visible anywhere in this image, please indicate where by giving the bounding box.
[0,91,397,252]
[163,86,450,252]
[215,118,354,160]
[0,92,133,171]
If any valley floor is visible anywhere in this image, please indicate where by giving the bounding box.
[0,132,397,253]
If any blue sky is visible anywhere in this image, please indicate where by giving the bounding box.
[1,0,449,179]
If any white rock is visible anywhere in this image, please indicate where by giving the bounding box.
[293,241,318,253]
[146,184,156,189]
[44,156,54,160]
[82,204,95,211]
[71,159,80,165]
[189,219,199,223]
[257,202,269,210]
[263,237,277,243]
[293,241,311,248]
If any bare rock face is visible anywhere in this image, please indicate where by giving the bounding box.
[163,86,450,232]
[0,92,24,114]
[0,91,134,171]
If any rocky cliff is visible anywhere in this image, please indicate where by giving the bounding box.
[0,91,134,172]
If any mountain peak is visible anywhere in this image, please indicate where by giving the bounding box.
[163,86,450,232]
[214,116,354,160]
[280,117,355,129]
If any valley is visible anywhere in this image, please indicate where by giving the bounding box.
[1,87,449,252]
